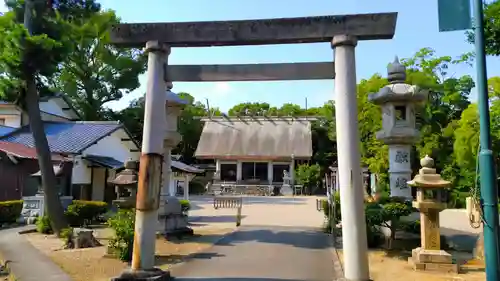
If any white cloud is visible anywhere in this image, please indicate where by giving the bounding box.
[212,82,231,96]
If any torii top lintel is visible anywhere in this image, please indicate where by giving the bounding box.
[110,12,398,48]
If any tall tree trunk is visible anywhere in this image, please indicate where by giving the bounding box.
[25,77,68,235]
[23,0,67,236]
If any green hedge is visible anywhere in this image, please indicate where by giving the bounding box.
[179,199,190,214]
[65,200,108,227]
[0,200,23,224]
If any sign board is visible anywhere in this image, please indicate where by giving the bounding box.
[438,0,472,32]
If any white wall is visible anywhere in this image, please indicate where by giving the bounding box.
[82,128,140,163]
[0,106,22,128]
[39,99,73,120]
[71,156,91,184]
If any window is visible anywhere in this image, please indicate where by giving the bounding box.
[220,163,237,182]
[242,162,268,181]
[394,106,407,122]
[0,118,5,125]
[273,164,289,182]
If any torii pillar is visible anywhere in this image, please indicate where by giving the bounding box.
[332,35,370,280]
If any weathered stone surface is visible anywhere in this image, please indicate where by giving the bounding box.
[158,196,192,238]
[409,247,458,273]
[72,228,102,249]
[110,13,398,47]
[167,62,334,82]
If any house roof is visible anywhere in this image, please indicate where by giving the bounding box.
[0,125,16,137]
[0,121,124,154]
[194,119,313,159]
[171,160,204,174]
[84,155,124,169]
[0,141,66,160]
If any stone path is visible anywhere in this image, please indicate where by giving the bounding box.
[170,225,338,281]
[0,225,72,281]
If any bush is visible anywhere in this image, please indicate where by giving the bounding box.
[36,215,53,234]
[295,164,322,195]
[179,199,190,215]
[189,181,206,194]
[107,209,135,262]
[0,200,23,224]
[401,220,421,234]
[60,227,74,248]
[322,193,341,232]
[65,200,108,227]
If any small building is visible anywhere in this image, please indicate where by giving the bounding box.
[194,116,314,185]
[0,121,140,203]
[0,141,69,201]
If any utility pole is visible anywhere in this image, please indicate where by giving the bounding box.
[472,0,500,280]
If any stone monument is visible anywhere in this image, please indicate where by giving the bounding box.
[109,160,139,209]
[159,196,193,238]
[407,155,458,273]
[368,57,427,199]
[281,170,293,196]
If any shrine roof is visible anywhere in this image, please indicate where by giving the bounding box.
[195,118,313,159]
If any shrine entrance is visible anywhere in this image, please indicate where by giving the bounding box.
[110,12,398,281]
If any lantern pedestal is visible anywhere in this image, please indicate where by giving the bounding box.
[409,248,458,273]
[407,155,458,274]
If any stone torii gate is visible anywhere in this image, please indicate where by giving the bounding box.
[109,13,397,281]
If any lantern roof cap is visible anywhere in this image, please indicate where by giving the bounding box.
[407,155,450,188]
[165,83,188,106]
[108,159,138,186]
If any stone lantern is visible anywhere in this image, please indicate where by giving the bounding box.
[407,155,458,273]
[109,160,139,209]
[162,82,188,197]
[368,57,427,199]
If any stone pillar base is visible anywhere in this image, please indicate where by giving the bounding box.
[408,247,458,273]
[111,268,172,281]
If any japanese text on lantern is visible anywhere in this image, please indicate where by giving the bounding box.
[395,150,409,164]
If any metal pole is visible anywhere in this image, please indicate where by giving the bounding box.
[473,0,500,279]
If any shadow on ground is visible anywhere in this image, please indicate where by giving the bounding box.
[188,196,310,206]
[189,215,243,223]
[155,252,224,267]
[214,227,329,250]
[440,227,479,252]
[175,277,304,281]
[164,232,231,245]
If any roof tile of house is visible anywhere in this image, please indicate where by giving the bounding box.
[0,141,66,160]
[0,121,123,154]
[0,125,16,137]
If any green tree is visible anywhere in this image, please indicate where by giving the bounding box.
[466,0,500,56]
[295,163,322,194]
[0,0,100,235]
[50,10,146,120]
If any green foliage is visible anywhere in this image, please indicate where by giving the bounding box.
[107,209,135,262]
[0,200,23,224]
[59,227,74,248]
[295,164,322,194]
[189,180,206,195]
[179,199,191,214]
[466,0,500,56]
[51,10,146,120]
[65,200,108,227]
[36,215,53,234]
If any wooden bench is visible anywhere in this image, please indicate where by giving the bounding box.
[213,196,243,226]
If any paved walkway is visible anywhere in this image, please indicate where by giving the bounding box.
[170,225,338,281]
[0,225,72,281]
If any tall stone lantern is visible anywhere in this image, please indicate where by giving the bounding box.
[368,57,427,199]
[162,82,188,197]
[407,155,458,273]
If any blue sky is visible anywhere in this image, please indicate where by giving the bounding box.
[2,0,499,112]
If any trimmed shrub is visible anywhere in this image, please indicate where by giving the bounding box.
[36,215,53,234]
[0,200,23,224]
[108,209,135,262]
[189,181,206,194]
[179,199,190,215]
[65,200,108,227]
